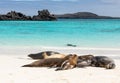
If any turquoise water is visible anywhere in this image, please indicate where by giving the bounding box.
[0,19,120,48]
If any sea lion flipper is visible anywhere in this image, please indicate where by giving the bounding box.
[22,64,33,67]
[55,67,62,71]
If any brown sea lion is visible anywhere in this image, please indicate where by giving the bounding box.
[28,51,60,59]
[91,56,116,69]
[55,54,78,71]
[22,54,73,67]
[43,52,66,59]
[77,54,94,67]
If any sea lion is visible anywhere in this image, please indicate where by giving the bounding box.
[66,44,77,47]
[91,56,116,69]
[55,54,78,71]
[77,54,94,67]
[28,51,60,59]
[43,52,65,59]
[22,54,73,68]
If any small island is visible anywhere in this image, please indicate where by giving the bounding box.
[55,12,120,19]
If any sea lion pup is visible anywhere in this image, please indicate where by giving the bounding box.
[76,54,94,67]
[43,52,65,59]
[55,54,78,71]
[91,56,116,69]
[28,51,60,59]
[22,54,73,67]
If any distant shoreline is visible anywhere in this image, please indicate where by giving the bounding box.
[0,9,120,21]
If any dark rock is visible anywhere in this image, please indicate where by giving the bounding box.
[0,11,31,20]
[32,9,57,21]
[0,9,57,21]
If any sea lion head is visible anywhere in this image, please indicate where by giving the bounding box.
[28,53,44,59]
[68,54,78,65]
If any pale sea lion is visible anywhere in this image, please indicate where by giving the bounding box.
[77,55,94,67]
[28,51,60,59]
[91,56,116,69]
[22,54,73,68]
[43,52,66,59]
[55,54,78,71]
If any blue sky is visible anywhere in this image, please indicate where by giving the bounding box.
[0,0,120,17]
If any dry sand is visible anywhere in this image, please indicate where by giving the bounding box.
[0,46,120,83]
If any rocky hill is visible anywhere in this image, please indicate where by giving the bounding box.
[55,12,120,19]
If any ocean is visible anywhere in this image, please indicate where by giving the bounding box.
[0,19,120,48]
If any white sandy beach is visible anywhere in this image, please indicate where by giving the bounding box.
[0,46,120,83]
